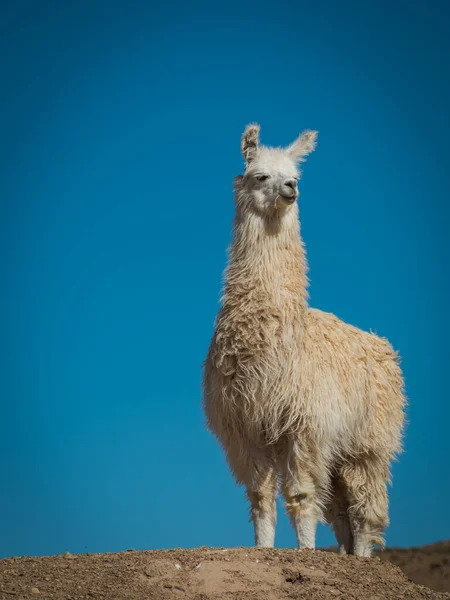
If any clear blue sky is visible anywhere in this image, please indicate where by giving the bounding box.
[1,0,449,558]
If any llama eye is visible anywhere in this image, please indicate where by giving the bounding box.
[256,175,270,182]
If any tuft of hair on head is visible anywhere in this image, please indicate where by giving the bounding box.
[286,129,318,162]
[241,123,260,165]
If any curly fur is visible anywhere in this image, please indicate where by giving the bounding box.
[203,124,406,556]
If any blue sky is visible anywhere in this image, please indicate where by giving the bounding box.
[1,0,449,557]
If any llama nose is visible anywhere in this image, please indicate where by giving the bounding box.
[280,179,297,199]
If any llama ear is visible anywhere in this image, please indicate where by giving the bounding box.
[241,123,260,164]
[286,130,318,162]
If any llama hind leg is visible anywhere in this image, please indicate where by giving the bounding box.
[327,479,353,555]
[340,461,389,557]
[333,504,353,555]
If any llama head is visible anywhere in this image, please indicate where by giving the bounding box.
[236,123,318,215]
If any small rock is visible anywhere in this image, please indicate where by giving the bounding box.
[195,563,202,569]
[64,552,74,559]
[174,563,182,570]
[324,578,338,586]
[31,588,40,594]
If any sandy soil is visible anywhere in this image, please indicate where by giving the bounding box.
[379,541,450,594]
[1,544,449,600]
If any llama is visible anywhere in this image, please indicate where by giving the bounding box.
[203,124,406,557]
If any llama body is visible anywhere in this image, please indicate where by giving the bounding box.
[203,125,405,556]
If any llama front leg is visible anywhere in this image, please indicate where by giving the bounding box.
[283,474,319,549]
[228,446,278,547]
[282,445,326,550]
[247,484,277,547]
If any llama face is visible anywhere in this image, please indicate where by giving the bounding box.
[244,148,300,213]
[238,124,318,215]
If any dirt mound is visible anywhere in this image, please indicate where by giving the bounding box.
[379,541,450,593]
[1,546,449,600]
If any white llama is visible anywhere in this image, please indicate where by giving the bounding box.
[203,124,406,557]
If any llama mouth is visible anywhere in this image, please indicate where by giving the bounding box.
[276,194,297,207]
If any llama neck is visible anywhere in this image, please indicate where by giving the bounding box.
[224,206,309,320]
